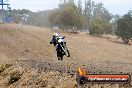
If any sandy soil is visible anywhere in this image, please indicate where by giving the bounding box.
[0,24,132,88]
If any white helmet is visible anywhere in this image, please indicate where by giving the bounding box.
[53,32,58,37]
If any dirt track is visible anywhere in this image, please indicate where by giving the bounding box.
[0,24,132,88]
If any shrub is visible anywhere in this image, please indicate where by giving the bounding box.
[9,71,21,84]
[89,23,103,36]
[116,12,132,44]
[0,65,5,73]
[0,64,12,74]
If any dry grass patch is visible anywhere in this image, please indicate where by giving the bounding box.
[0,64,12,74]
[8,70,21,84]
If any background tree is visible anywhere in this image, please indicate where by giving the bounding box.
[48,9,62,27]
[28,10,50,27]
[11,9,32,24]
[116,11,132,44]
[77,0,82,16]
[89,2,113,35]
[110,14,121,35]
[83,0,94,29]
[11,9,50,27]
[49,0,84,30]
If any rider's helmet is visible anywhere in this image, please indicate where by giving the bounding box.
[53,32,58,38]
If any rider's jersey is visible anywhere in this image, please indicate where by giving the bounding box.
[50,37,57,46]
[50,36,65,46]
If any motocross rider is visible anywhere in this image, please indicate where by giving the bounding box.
[50,33,65,60]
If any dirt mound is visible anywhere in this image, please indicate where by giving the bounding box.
[0,24,132,88]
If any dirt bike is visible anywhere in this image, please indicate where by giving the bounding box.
[56,37,70,60]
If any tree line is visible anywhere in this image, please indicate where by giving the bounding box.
[49,0,132,44]
[49,0,114,34]
[0,0,131,44]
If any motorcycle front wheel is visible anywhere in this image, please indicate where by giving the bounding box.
[63,45,70,57]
